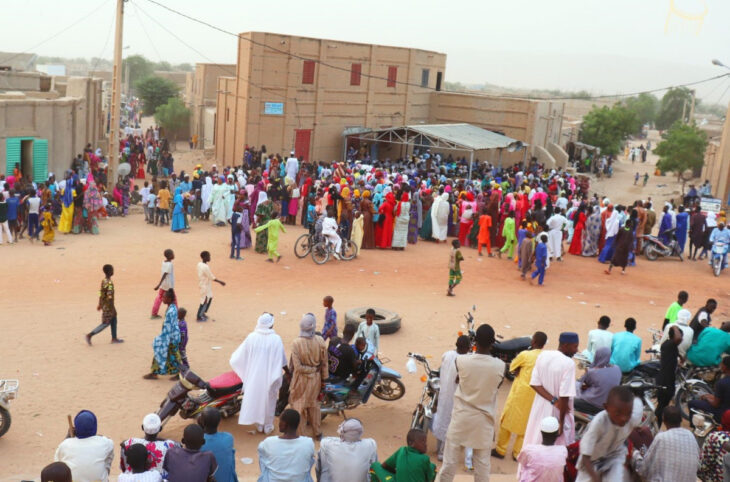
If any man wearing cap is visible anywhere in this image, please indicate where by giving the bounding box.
[230,313,288,434]
[523,332,579,447]
[54,410,115,482]
[438,324,505,481]
[120,413,178,476]
[288,313,328,439]
[516,416,567,482]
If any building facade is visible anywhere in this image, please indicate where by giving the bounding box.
[184,63,236,149]
[701,103,730,206]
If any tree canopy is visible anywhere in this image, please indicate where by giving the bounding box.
[623,93,658,129]
[135,76,179,116]
[656,87,693,130]
[654,121,707,179]
[154,97,190,141]
[579,104,639,155]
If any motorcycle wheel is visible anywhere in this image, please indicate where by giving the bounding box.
[372,376,406,401]
[676,381,713,420]
[645,245,659,261]
[411,407,426,431]
[713,257,722,277]
[0,406,10,438]
[294,234,312,258]
[311,242,329,265]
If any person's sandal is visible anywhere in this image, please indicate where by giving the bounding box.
[143,373,158,380]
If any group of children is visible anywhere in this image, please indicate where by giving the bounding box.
[0,187,56,246]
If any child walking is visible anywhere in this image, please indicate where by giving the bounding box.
[86,264,124,345]
[254,212,286,262]
[41,206,56,246]
[178,307,189,370]
[448,239,464,297]
[151,249,175,319]
[530,233,548,286]
[322,295,338,340]
[197,251,225,322]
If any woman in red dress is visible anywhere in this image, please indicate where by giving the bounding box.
[375,192,396,249]
[569,204,587,255]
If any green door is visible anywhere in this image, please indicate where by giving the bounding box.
[33,139,48,181]
[6,137,21,175]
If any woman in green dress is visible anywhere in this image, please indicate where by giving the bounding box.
[143,289,182,379]
[255,191,274,254]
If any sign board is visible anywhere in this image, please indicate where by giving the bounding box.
[700,197,722,214]
[264,102,284,115]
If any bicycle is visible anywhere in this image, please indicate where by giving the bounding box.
[294,226,319,258]
[311,232,358,264]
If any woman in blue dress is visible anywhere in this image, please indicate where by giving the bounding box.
[171,187,187,233]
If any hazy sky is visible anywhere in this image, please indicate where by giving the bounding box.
[3,0,730,103]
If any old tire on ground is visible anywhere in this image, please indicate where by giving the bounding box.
[345,307,401,335]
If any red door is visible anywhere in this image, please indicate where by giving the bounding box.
[294,129,311,161]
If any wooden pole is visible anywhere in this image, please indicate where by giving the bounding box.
[108,0,125,177]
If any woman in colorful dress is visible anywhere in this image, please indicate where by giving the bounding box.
[59,176,74,233]
[360,190,376,249]
[82,176,104,235]
[568,204,587,255]
[71,184,85,234]
[582,205,601,257]
[254,191,273,254]
[407,188,419,245]
[143,289,182,380]
[698,411,730,482]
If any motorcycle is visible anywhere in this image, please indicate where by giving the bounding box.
[408,352,439,431]
[0,379,19,438]
[464,310,531,380]
[156,370,243,428]
[690,408,720,447]
[641,228,683,261]
[574,378,659,440]
[674,367,714,421]
[711,240,728,276]
[319,360,384,419]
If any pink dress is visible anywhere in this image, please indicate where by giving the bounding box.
[517,444,568,482]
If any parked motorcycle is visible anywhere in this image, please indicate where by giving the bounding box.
[690,408,720,447]
[574,378,659,440]
[319,361,383,419]
[0,379,19,438]
[675,369,714,420]
[464,310,531,380]
[641,228,684,261]
[156,370,243,428]
[408,352,439,431]
[711,240,727,276]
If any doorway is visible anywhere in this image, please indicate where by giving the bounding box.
[20,139,33,178]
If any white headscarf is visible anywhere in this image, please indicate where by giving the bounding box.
[338,418,363,443]
[299,313,316,338]
[256,313,274,333]
[605,210,620,238]
[201,176,213,212]
[258,191,269,205]
[677,309,692,326]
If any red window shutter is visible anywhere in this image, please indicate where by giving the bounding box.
[387,66,397,87]
[302,60,315,84]
[350,63,361,86]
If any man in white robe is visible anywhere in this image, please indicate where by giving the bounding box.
[431,335,471,461]
[316,419,377,482]
[286,152,299,181]
[431,192,450,242]
[523,332,579,448]
[230,313,288,434]
[210,177,229,225]
[546,209,568,261]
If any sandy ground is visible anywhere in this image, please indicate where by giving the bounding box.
[2,135,728,481]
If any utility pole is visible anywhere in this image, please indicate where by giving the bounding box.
[108,0,125,177]
[689,89,696,124]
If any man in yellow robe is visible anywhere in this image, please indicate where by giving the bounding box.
[493,331,547,460]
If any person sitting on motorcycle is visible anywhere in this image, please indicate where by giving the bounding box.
[688,356,730,423]
[322,206,342,259]
[710,221,730,269]
[574,347,622,414]
[659,308,694,359]
[687,321,730,368]
[690,299,717,342]
[327,324,360,382]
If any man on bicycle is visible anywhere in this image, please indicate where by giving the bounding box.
[322,206,342,260]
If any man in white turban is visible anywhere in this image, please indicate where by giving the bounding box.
[316,419,377,482]
[229,313,287,434]
[288,313,328,438]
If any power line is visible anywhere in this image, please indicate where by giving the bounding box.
[132,2,164,63]
[90,6,116,74]
[0,0,112,66]
[141,0,730,103]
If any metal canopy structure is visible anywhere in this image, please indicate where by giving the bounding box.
[343,123,526,178]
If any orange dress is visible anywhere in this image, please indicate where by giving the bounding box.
[478,214,492,254]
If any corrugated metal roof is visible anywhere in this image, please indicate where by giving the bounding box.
[404,123,519,150]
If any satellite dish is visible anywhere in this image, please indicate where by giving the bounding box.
[117,163,131,177]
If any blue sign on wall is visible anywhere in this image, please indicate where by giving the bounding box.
[264,102,284,115]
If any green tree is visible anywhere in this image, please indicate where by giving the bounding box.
[154,60,173,71]
[654,122,707,182]
[122,55,155,89]
[154,97,190,147]
[135,76,179,116]
[579,104,639,155]
[656,87,693,130]
[623,93,658,129]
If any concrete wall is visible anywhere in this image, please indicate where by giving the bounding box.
[154,71,188,92]
[187,64,235,148]
[0,71,48,92]
[701,103,730,206]
[429,91,564,165]
[216,32,446,164]
[1,77,105,178]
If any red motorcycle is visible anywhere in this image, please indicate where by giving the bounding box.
[156,370,243,429]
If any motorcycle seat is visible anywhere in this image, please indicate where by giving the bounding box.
[494,337,531,352]
[207,371,242,397]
